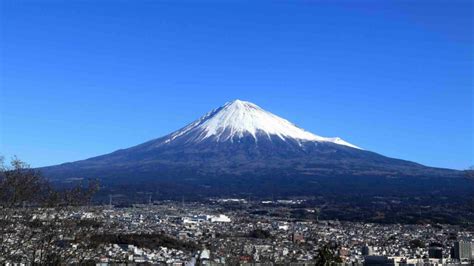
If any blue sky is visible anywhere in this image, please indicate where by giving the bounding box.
[0,1,472,169]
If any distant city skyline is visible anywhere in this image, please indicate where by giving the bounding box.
[1,1,472,169]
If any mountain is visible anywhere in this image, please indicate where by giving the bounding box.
[41,100,465,199]
[162,99,360,149]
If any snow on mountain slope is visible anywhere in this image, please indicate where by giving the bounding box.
[164,99,361,149]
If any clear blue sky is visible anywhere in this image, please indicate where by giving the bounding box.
[0,1,472,169]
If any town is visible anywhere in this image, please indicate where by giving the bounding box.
[1,199,473,265]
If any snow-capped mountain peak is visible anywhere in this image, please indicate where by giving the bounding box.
[165,99,360,149]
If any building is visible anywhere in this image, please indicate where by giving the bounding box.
[428,246,443,259]
[451,241,473,261]
[364,256,395,266]
[362,245,375,256]
[291,232,304,243]
[207,214,231,223]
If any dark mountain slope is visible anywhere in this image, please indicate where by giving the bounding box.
[40,100,464,198]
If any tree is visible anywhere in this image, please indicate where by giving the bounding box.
[0,156,49,207]
[247,229,272,239]
[0,157,99,264]
[409,239,425,249]
[315,244,343,265]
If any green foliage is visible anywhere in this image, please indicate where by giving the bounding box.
[409,239,425,249]
[247,229,271,239]
[315,244,343,265]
